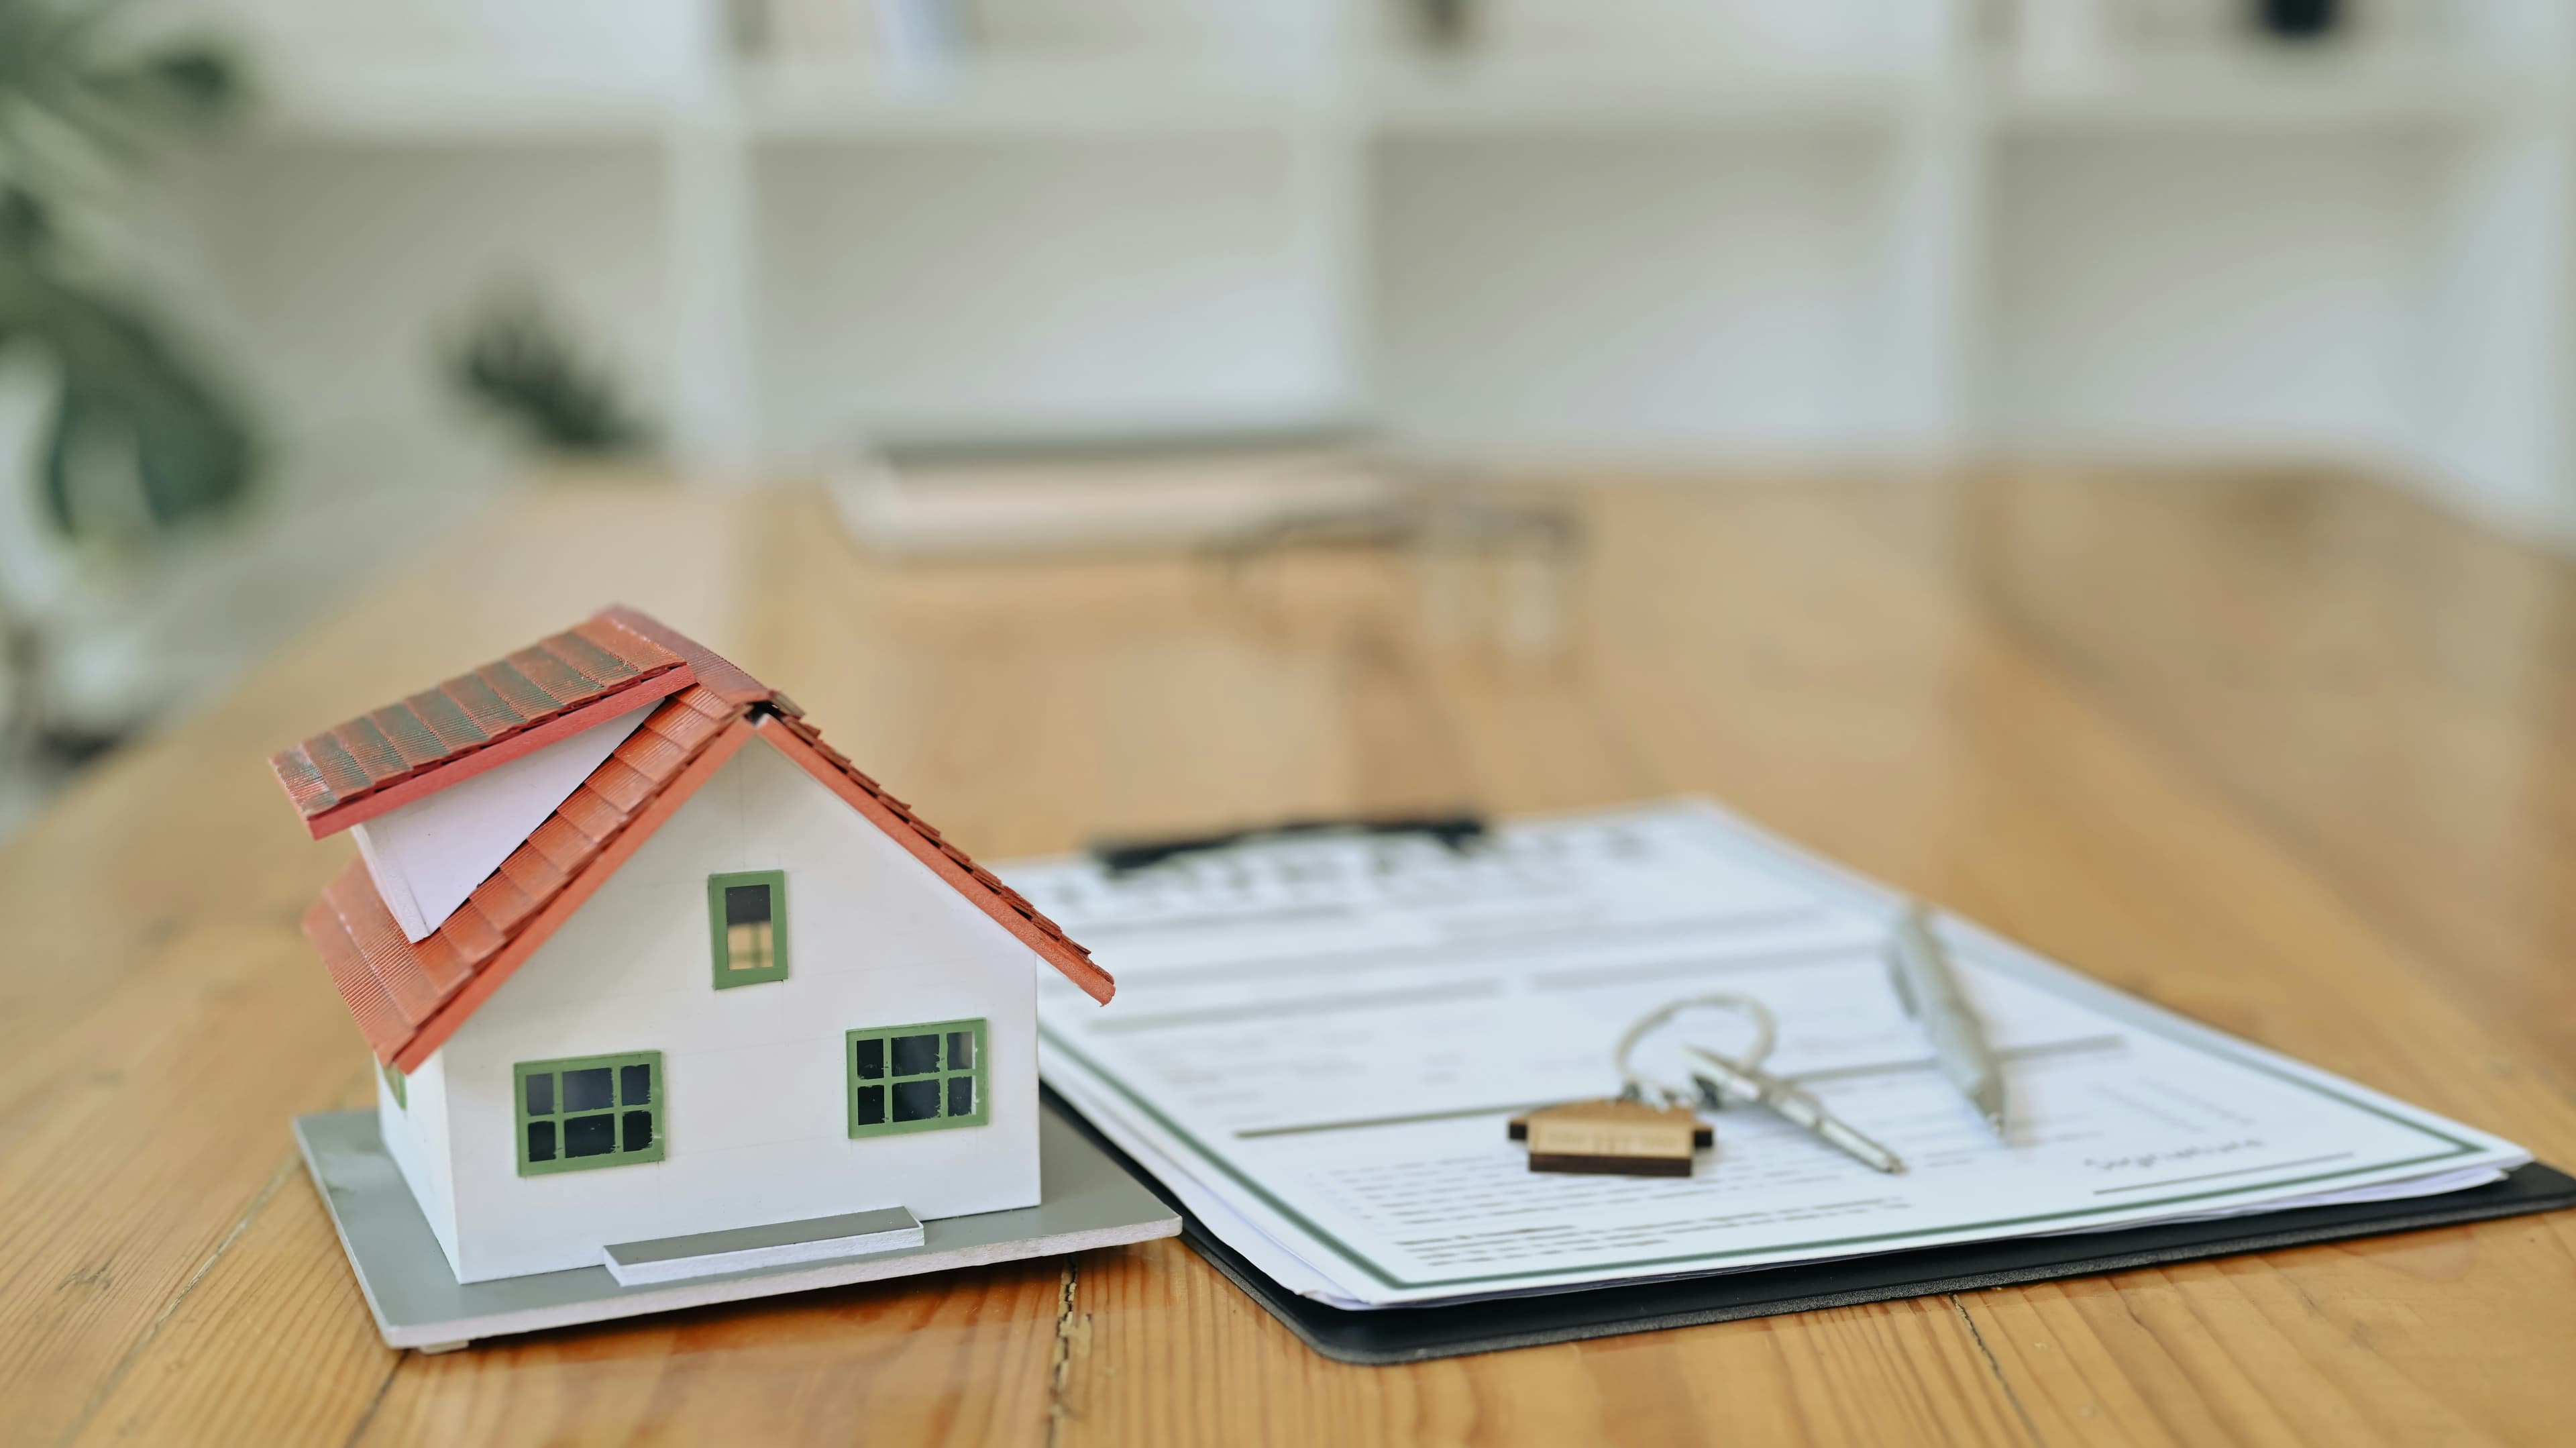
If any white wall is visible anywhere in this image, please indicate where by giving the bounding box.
[376,1050,459,1268]
[429,733,1042,1284]
[175,140,673,446]
[756,135,1344,448]
[1985,130,2440,458]
[1376,129,1897,458]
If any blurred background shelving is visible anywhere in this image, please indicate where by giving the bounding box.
[167,0,2570,511]
[3,0,2570,831]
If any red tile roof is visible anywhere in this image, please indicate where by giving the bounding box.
[288,608,1110,1070]
[269,615,694,839]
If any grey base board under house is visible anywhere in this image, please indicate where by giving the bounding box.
[1038,1089,2576,1366]
[297,1102,1180,1351]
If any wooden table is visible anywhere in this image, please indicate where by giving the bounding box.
[9,470,2576,1446]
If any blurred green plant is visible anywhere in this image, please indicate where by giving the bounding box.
[0,0,257,545]
[448,288,655,458]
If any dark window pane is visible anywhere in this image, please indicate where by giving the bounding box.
[855,1084,885,1125]
[724,882,773,927]
[622,1110,654,1153]
[892,1034,940,1076]
[620,1063,651,1106]
[527,1120,556,1161]
[948,1076,975,1118]
[524,1073,554,1117]
[892,1079,940,1121]
[946,1031,975,1070]
[854,1037,883,1080]
[566,1114,616,1157]
[564,1068,614,1112]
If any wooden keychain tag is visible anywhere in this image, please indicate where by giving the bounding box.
[1509,1099,1713,1177]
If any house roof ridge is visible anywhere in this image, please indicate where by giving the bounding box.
[268,611,692,837]
[291,609,1108,1069]
[598,604,780,710]
[305,682,747,1063]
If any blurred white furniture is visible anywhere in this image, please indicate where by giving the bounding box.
[163,0,2576,539]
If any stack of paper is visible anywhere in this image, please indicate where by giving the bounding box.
[826,440,1403,559]
[1008,801,2528,1310]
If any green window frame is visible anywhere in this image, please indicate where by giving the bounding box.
[847,1019,989,1138]
[516,1050,664,1176]
[382,1061,407,1110]
[707,870,789,989]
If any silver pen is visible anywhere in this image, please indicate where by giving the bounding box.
[1889,901,2008,1137]
[1686,1047,1907,1175]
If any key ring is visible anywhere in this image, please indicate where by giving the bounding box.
[1613,994,1778,1108]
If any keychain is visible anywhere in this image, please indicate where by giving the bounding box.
[1504,994,1769,1177]
[1510,993,1905,1177]
[1507,1097,1711,1176]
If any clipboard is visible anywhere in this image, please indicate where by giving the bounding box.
[1048,1088,2576,1366]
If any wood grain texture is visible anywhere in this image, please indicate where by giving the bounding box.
[1055,1241,2036,1445]
[5,470,2575,1446]
[350,1257,1064,1447]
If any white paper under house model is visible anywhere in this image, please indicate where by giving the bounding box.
[271,607,1114,1284]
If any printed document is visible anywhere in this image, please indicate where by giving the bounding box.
[1010,801,2528,1308]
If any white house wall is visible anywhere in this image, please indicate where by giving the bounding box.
[435,733,1042,1283]
[376,1049,460,1268]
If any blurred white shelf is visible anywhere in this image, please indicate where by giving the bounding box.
[248,50,2551,147]
[173,0,2576,542]
[1365,56,1915,135]
[739,56,1329,139]
[257,66,693,143]
[1985,51,2547,132]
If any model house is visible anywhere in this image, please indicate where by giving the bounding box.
[271,607,1112,1284]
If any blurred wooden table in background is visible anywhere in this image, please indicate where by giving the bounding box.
[7,470,2576,1446]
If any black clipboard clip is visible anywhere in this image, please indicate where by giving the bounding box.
[1091,812,1488,875]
